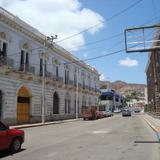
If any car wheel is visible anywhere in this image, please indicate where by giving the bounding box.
[10,138,22,153]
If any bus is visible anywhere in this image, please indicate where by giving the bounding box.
[98,90,126,112]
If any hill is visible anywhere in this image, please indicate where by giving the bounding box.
[99,80,146,96]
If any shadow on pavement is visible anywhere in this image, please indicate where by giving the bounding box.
[0,149,26,158]
[134,141,160,143]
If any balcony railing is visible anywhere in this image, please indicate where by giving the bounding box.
[0,56,12,66]
[78,83,82,87]
[28,65,35,74]
[68,80,74,85]
[46,71,52,78]
[19,64,35,75]
[85,85,89,90]
[53,75,63,83]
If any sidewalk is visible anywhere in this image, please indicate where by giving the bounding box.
[142,113,160,141]
[10,118,80,129]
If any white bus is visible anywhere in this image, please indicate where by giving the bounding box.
[98,90,125,112]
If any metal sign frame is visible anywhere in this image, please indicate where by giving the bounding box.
[124,25,160,53]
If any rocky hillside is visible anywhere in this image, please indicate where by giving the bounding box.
[100,80,146,96]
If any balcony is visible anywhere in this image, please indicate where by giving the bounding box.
[68,80,73,85]
[65,80,74,90]
[46,71,52,78]
[0,57,18,76]
[0,56,14,68]
[53,75,63,82]
[85,85,89,90]
[78,83,82,88]
[52,75,63,87]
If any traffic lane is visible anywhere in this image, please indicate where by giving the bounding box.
[1,114,160,160]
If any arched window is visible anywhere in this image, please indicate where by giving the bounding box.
[53,92,59,114]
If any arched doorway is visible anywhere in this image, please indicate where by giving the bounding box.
[53,92,59,114]
[0,90,2,119]
[17,86,30,124]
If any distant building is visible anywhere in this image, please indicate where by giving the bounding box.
[0,7,100,125]
[146,30,160,114]
[99,89,126,112]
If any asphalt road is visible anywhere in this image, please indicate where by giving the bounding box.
[1,114,160,160]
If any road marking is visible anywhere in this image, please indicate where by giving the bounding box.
[143,117,159,132]
[143,116,160,141]
[46,152,58,157]
[92,130,109,134]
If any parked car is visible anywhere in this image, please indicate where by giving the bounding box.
[0,121,25,152]
[105,110,113,117]
[122,108,131,116]
[134,107,141,113]
[96,111,105,119]
[114,109,121,113]
[101,111,107,117]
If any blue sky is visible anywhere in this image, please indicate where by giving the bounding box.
[74,0,160,84]
[1,0,160,84]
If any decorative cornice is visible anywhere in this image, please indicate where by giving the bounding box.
[0,7,99,75]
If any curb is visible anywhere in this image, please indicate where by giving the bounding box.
[143,117,160,141]
[11,119,79,129]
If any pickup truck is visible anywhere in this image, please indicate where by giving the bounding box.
[81,106,97,120]
[0,121,25,153]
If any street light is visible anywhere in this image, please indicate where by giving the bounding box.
[41,35,57,124]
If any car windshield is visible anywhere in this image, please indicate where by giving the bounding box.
[0,122,7,131]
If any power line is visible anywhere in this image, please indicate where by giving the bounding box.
[7,10,160,58]
[7,24,158,67]
[7,32,155,69]
[6,11,160,68]
[69,13,160,52]
[7,48,124,66]
[71,39,124,53]
[7,46,43,57]
[63,49,125,65]
[62,8,160,52]
[66,33,123,51]
[55,0,144,44]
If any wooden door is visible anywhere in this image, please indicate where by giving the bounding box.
[17,87,30,124]
[17,99,30,124]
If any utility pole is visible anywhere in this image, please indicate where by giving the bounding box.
[75,69,79,119]
[41,35,57,124]
[41,50,45,124]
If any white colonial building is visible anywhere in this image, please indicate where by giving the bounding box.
[0,7,100,125]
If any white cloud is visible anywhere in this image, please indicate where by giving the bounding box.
[100,74,106,81]
[119,57,139,67]
[0,0,104,51]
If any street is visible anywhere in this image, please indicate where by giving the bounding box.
[1,114,160,160]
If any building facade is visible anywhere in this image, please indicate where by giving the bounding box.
[0,7,100,125]
[146,33,160,114]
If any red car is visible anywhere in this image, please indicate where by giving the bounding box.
[0,121,24,152]
[96,111,105,119]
